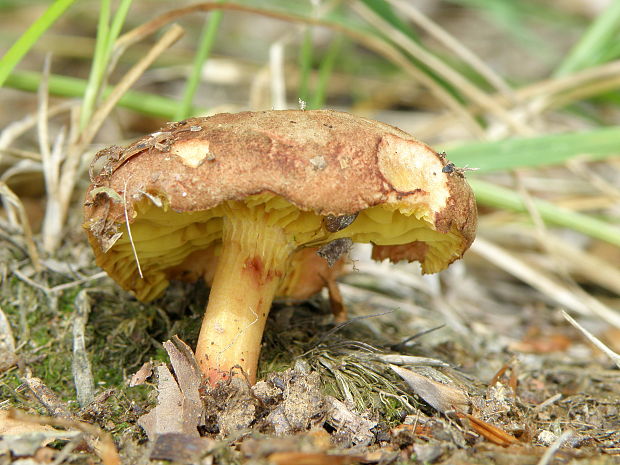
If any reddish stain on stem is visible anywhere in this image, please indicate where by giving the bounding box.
[243,255,282,285]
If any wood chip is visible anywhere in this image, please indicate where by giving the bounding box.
[267,452,363,465]
[149,433,215,463]
[22,376,72,419]
[463,413,519,447]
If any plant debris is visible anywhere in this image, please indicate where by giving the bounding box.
[149,433,216,463]
[137,338,202,440]
[390,364,469,414]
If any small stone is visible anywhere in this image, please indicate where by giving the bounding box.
[413,443,443,463]
[309,155,327,171]
[537,430,557,446]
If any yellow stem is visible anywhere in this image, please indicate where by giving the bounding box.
[194,209,293,384]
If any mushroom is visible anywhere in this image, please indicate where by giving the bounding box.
[83,110,477,384]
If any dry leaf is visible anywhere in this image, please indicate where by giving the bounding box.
[0,410,55,436]
[0,410,67,457]
[390,365,469,414]
[6,409,120,465]
[138,365,191,440]
[138,337,203,440]
[129,361,153,387]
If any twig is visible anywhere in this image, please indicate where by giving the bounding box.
[21,375,73,419]
[534,393,563,411]
[316,309,395,344]
[72,290,95,407]
[49,271,108,293]
[562,310,620,369]
[0,101,74,163]
[12,268,52,294]
[392,324,446,350]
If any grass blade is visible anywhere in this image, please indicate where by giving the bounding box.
[0,0,76,87]
[80,0,133,130]
[297,28,314,104]
[80,0,111,130]
[309,34,343,110]
[447,127,620,173]
[174,6,224,120]
[359,0,419,41]
[555,0,620,76]
[470,178,620,247]
[5,70,205,120]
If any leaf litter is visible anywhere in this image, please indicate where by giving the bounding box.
[1,219,619,463]
[137,337,202,440]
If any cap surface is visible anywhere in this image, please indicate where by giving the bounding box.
[84,110,477,300]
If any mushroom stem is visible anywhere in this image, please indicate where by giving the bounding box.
[195,208,293,384]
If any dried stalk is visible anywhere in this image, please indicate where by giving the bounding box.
[41,24,184,253]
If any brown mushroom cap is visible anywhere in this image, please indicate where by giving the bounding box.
[84,110,476,301]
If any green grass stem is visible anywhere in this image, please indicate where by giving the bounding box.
[6,70,204,120]
[79,0,111,130]
[0,0,76,87]
[297,28,314,105]
[80,0,133,130]
[555,0,620,76]
[447,127,620,173]
[471,178,620,247]
[309,34,343,110]
[174,6,223,121]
